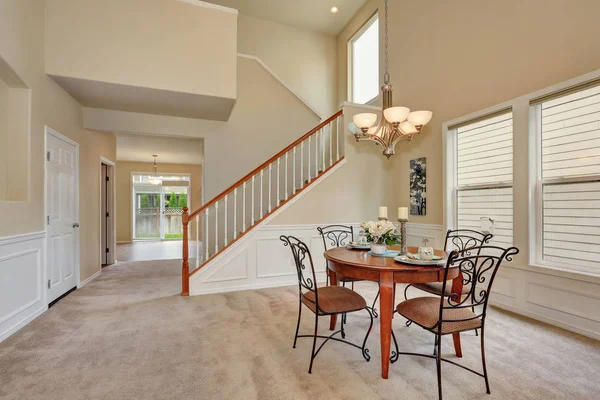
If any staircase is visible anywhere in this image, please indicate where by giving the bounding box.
[181,110,344,295]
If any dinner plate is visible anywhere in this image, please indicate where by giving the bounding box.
[394,255,446,266]
[346,243,371,250]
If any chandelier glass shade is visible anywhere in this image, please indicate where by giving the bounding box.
[351,0,433,159]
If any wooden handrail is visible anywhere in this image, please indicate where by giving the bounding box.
[188,109,343,219]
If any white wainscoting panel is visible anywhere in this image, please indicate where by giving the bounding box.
[0,232,47,342]
[491,266,600,340]
[189,222,444,296]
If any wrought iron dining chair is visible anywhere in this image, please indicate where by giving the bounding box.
[281,235,373,374]
[390,245,519,400]
[403,229,493,303]
[403,229,493,339]
[317,225,380,319]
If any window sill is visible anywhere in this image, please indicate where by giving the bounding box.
[503,262,600,285]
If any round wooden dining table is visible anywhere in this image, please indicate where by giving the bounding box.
[324,245,463,379]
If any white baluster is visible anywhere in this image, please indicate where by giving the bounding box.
[260,169,264,219]
[277,158,280,206]
[233,188,237,239]
[308,136,311,183]
[336,116,340,161]
[204,208,209,261]
[285,152,288,200]
[196,215,200,268]
[321,128,325,171]
[215,202,219,254]
[224,194,228,245]
[251,176,255,225]
[300,141,304,187]
[293,147,296,193]
[242,182,246,231]
[315,130,318,176]
[268,164,272,212]
[329,123,332,167]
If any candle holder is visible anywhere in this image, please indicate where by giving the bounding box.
[397,218,408,255]
[378,217,389,221]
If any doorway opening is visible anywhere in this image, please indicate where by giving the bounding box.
[132,173,191,241]
[101,158,116,266]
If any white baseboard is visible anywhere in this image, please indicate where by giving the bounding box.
[78,269,102,288]
[491,302,600,341]
[0,305,47,343]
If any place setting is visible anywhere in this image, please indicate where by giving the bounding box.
[349,206,447,266]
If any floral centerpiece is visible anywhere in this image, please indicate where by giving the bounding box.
[360,220,401,255]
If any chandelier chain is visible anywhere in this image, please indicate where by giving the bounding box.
[384,0,389,85]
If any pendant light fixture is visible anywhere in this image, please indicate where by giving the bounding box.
[351,0,433,159]
[148,155,162,185]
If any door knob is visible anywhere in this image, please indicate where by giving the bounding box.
[73,223,80,228]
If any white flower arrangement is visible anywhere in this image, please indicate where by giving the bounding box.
[360,220,401,245]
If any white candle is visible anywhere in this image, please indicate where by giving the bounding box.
[397,207,408,220]
[379,206,388,219]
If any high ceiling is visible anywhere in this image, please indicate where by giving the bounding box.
[116,133,204,165]
[205,0,369,35]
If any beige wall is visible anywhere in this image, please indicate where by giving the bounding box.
[0,77,7,199]
[79,130,117,279]
[0,0,117,281]
[116,161,202,243]
[84,56,321,204]
[238,15,338,117]
[334,0,600,226]
[270,104,397,225]
[45,0,237,101]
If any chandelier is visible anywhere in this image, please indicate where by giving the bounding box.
[148,155,162,185]
[351,0,433,159]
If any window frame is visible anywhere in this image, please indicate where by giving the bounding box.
[443,70,600,281]
[531,88,600,275]
[347,12,380,105]
[448,110,514,246]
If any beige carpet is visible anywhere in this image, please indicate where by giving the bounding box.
[0,260,598,400]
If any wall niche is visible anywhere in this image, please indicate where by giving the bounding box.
[0,55,31,202]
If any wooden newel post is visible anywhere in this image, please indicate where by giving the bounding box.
[181,207,190,296]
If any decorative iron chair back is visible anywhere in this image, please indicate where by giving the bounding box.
[317,225,354,251]
[444,229,493,253]
[439,246,519,326]
[281,235,319,306]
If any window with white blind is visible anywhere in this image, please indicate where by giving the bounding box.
[536,84,600,275]
[455,112,514,247]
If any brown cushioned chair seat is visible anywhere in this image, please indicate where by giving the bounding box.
[302,286,367,314]
[397,297,481,334]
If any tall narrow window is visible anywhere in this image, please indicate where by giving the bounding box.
[348,14,379,104]
[536,84,600,274]
[454,112,514,247]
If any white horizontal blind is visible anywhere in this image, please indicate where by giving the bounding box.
[540,85,600,274]
[456,112,514,247]
[542,85,600,179]
[457,113,513,186]
[542,182,600,274]
[457,187,513,246]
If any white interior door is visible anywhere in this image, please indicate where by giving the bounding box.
[46,130,78,304]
